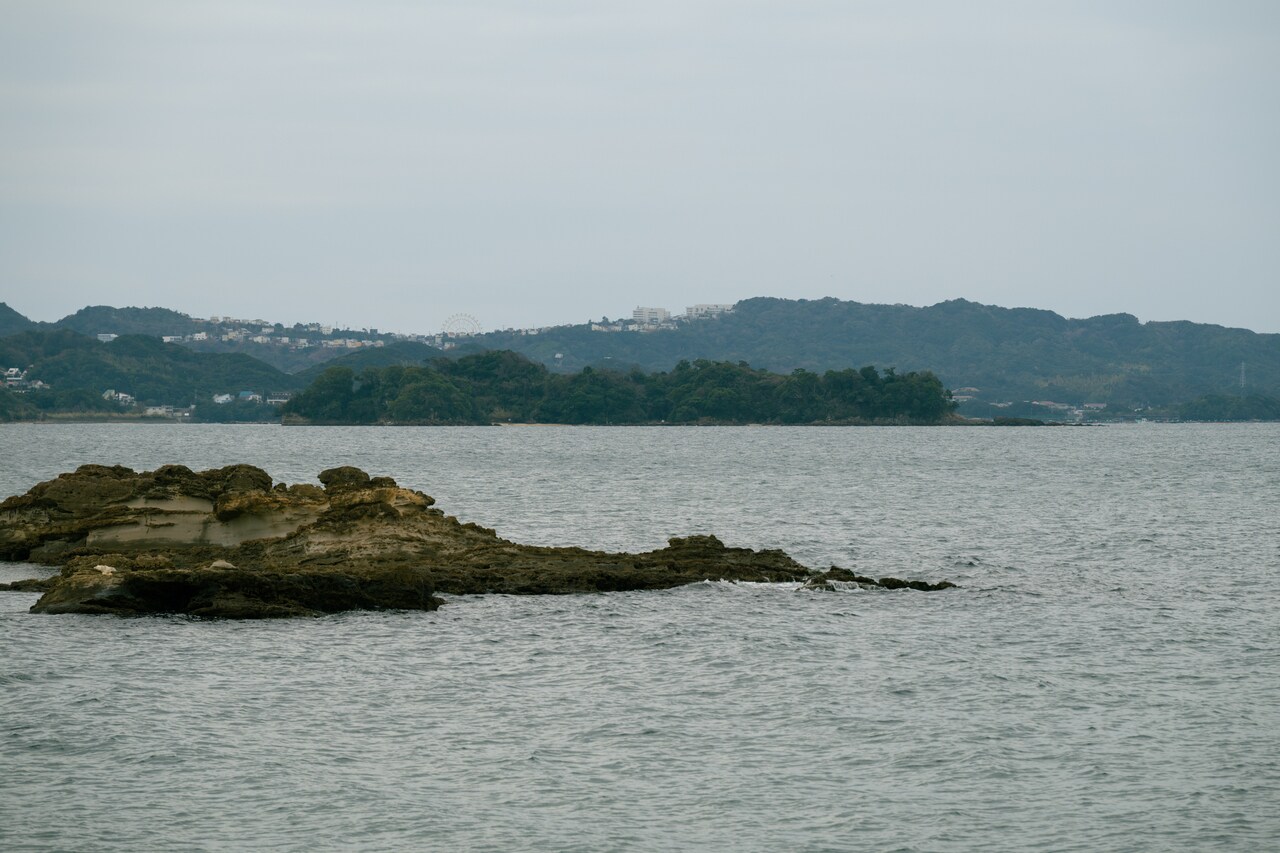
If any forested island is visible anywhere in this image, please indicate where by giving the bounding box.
[282,351,956,425]
[4,299,1279,423]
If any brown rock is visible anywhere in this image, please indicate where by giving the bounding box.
[318,466,370,493]
[0,464,955,618]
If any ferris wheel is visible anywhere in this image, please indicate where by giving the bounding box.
[441,313,482,337]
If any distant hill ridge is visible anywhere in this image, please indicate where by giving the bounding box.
[0,304,423,374]
[3,298,1278,412]
[476,297,1280,411]
[0,302,36,338]
[292,341,444,384]
[0,329,296,408]
[55,305,203,337]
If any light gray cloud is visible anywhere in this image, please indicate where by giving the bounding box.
[2,1,1278,333]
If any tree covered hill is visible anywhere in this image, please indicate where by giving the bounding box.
[477,298,1280,411]
[51,305,414,374]
[1175,393,1280,421]
[54,305,205,337]
[0,329,299,406]
[0,303,36,338]
[8,296,1278,416]
[0,303,426,374]
[291,340,444,385]
[282,350,955,425]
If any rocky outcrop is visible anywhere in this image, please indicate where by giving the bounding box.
[30,557,437,619]
[800,567,957,592]
[0,464,955,617]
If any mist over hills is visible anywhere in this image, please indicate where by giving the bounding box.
[2,297,1278,418]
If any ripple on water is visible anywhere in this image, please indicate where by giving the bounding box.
[1,423,1279,851]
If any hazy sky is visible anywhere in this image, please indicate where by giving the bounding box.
[2,1,1277,333]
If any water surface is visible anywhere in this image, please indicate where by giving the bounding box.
[2,424,1277,851]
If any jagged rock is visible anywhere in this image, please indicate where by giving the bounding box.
[318,466,371,493]
[876,576,957,592]
[800,566,958,593]
[823,567,881,585]
[0,465,956,617]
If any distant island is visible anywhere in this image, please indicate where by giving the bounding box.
[473,298,1280,421]
[2,297,1278,422]
[282,352,957,425]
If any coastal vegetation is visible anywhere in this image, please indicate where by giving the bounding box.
[0,329,296,418]
[290,340,443,384]
[1174,393,1280,421]
[0,302,419,373]
[478,297,1280,412]
[282,351,957,425]
[3,299,1278,421]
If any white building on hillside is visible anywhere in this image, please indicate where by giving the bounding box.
[633,306,670,325]
[685,303,734,318]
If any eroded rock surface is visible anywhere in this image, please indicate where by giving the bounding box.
[0,464,955,617]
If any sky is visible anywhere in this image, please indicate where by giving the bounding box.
[1,1,1278,334]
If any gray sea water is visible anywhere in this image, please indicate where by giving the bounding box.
[1,423,1277,852]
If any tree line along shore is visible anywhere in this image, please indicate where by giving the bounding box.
[281,352,956,425]
[4,298,1279,423]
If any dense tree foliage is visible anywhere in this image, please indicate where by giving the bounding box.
[282,352,956,425]
[477,298,1280,409]
[0,302,36,338]
[0,387,37,421]
[0,330,298,406]
[0,386,125,421]
[9,296,1277,419]
[54,305,203,337]
[290,341,444,384]
[187,400,281,423]
[1175,394,1280,421]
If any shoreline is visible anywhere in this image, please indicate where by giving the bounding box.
[6,415,1275,426]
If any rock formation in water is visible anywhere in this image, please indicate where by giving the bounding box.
[0,464,954,618]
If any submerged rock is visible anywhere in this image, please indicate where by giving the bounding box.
[0,576,57,593]
[0,464,955,618]
[801,567,957,592]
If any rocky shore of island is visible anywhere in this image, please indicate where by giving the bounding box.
[0,464,954,617]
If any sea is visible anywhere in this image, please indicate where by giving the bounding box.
[1,423,1277,852]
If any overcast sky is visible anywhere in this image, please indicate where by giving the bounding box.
[2,1,1277,333]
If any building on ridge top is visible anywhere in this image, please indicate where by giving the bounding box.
[684,304,734,319]
[633,306,670,325]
